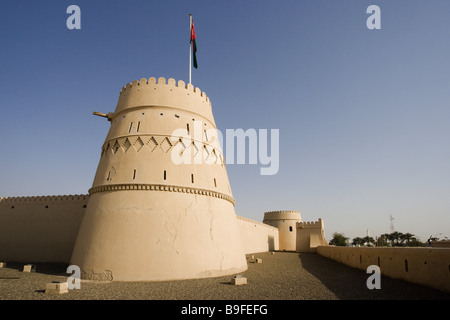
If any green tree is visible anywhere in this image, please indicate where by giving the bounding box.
[389,231,403,246]
[329,232,349,246]
[376,232,423,247]
[352,237,365,247]
[407,236,423,247]
[401,233,414,246]
[376,234,390,247]
[362,236,375,247]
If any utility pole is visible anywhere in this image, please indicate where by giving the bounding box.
[390,215,395,233]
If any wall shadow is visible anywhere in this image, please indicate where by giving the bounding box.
[298,253,450,300]
[1,262,69,276]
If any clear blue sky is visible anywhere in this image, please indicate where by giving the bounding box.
[1,1,449,242]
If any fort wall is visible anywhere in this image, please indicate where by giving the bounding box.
[296,219,328,252]
[0,194,281,264]
[0,195,88,263]
[236,215,279,254]
[317,246,450,293]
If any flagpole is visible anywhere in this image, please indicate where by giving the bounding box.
[189,14,192,85]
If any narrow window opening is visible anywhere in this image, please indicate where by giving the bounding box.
[133,169,136,180]
[191,174,194,183]
[160,113,163,116]
[11,206,14,209]
[128,122,133,133]
[164,170,167,180]
[204,130,208,141]
[214,178,217,187]
[187,124,190,135]
[107,171,111,181]
[137,121,141,132]
[289,226,293,232]
[175,114,180,118]
[83,205,87,208]
[377,257,380,267]
[45,205,49,209]
[405,259,409,272]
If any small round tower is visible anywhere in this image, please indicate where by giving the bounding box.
[70,77,248,281]
[263,210,302,251]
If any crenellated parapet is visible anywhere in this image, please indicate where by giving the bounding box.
[263,210,302,222]
[119,77,209,102]
[0,194,89,204]
[264,210,300,215]
[114,77,214,124]
[296,218,324,229]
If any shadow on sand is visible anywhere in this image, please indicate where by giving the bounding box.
[298,252,450,300]
[2,262,69,277]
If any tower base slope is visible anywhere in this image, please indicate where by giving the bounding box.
[70,190,248,281]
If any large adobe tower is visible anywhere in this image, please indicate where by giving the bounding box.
[70,77,248,281]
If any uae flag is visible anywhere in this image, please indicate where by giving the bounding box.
[190,15,198,69]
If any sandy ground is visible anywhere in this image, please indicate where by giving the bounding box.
[1,252,449,302]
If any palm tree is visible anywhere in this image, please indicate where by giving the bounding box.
[377,234,390,247]
[389,231,403,246]
[401,233,415,246]
[352,237,365,247]
[362,236,375,247]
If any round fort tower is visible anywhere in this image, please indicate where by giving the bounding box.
[70,77,248,281]
[263,210,302,251]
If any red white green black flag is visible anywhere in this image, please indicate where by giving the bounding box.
[190,15,198,69]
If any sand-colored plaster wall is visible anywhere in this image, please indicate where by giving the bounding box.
[263,211,301,251]
[296,219,328,252]
[70,77,248,281]
[0,194,279,267]
[317,246,450,293]
[0,195,87,263]
[236,216,279,254]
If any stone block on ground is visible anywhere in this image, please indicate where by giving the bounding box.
[23,264,36,272]
[45,281,69,295]
[231,275,247,286]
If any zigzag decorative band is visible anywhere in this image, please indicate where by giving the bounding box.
[88,183,235,206]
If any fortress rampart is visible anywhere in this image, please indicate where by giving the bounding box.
[0,195,87,263]
[0,194,280,264]
[236,215,279,254]
[317,246,450,293]
[297,219,324,229]
[296,218,327,252]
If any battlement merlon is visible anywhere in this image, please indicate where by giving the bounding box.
[296,218,324,229]
[112,77,215,125]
